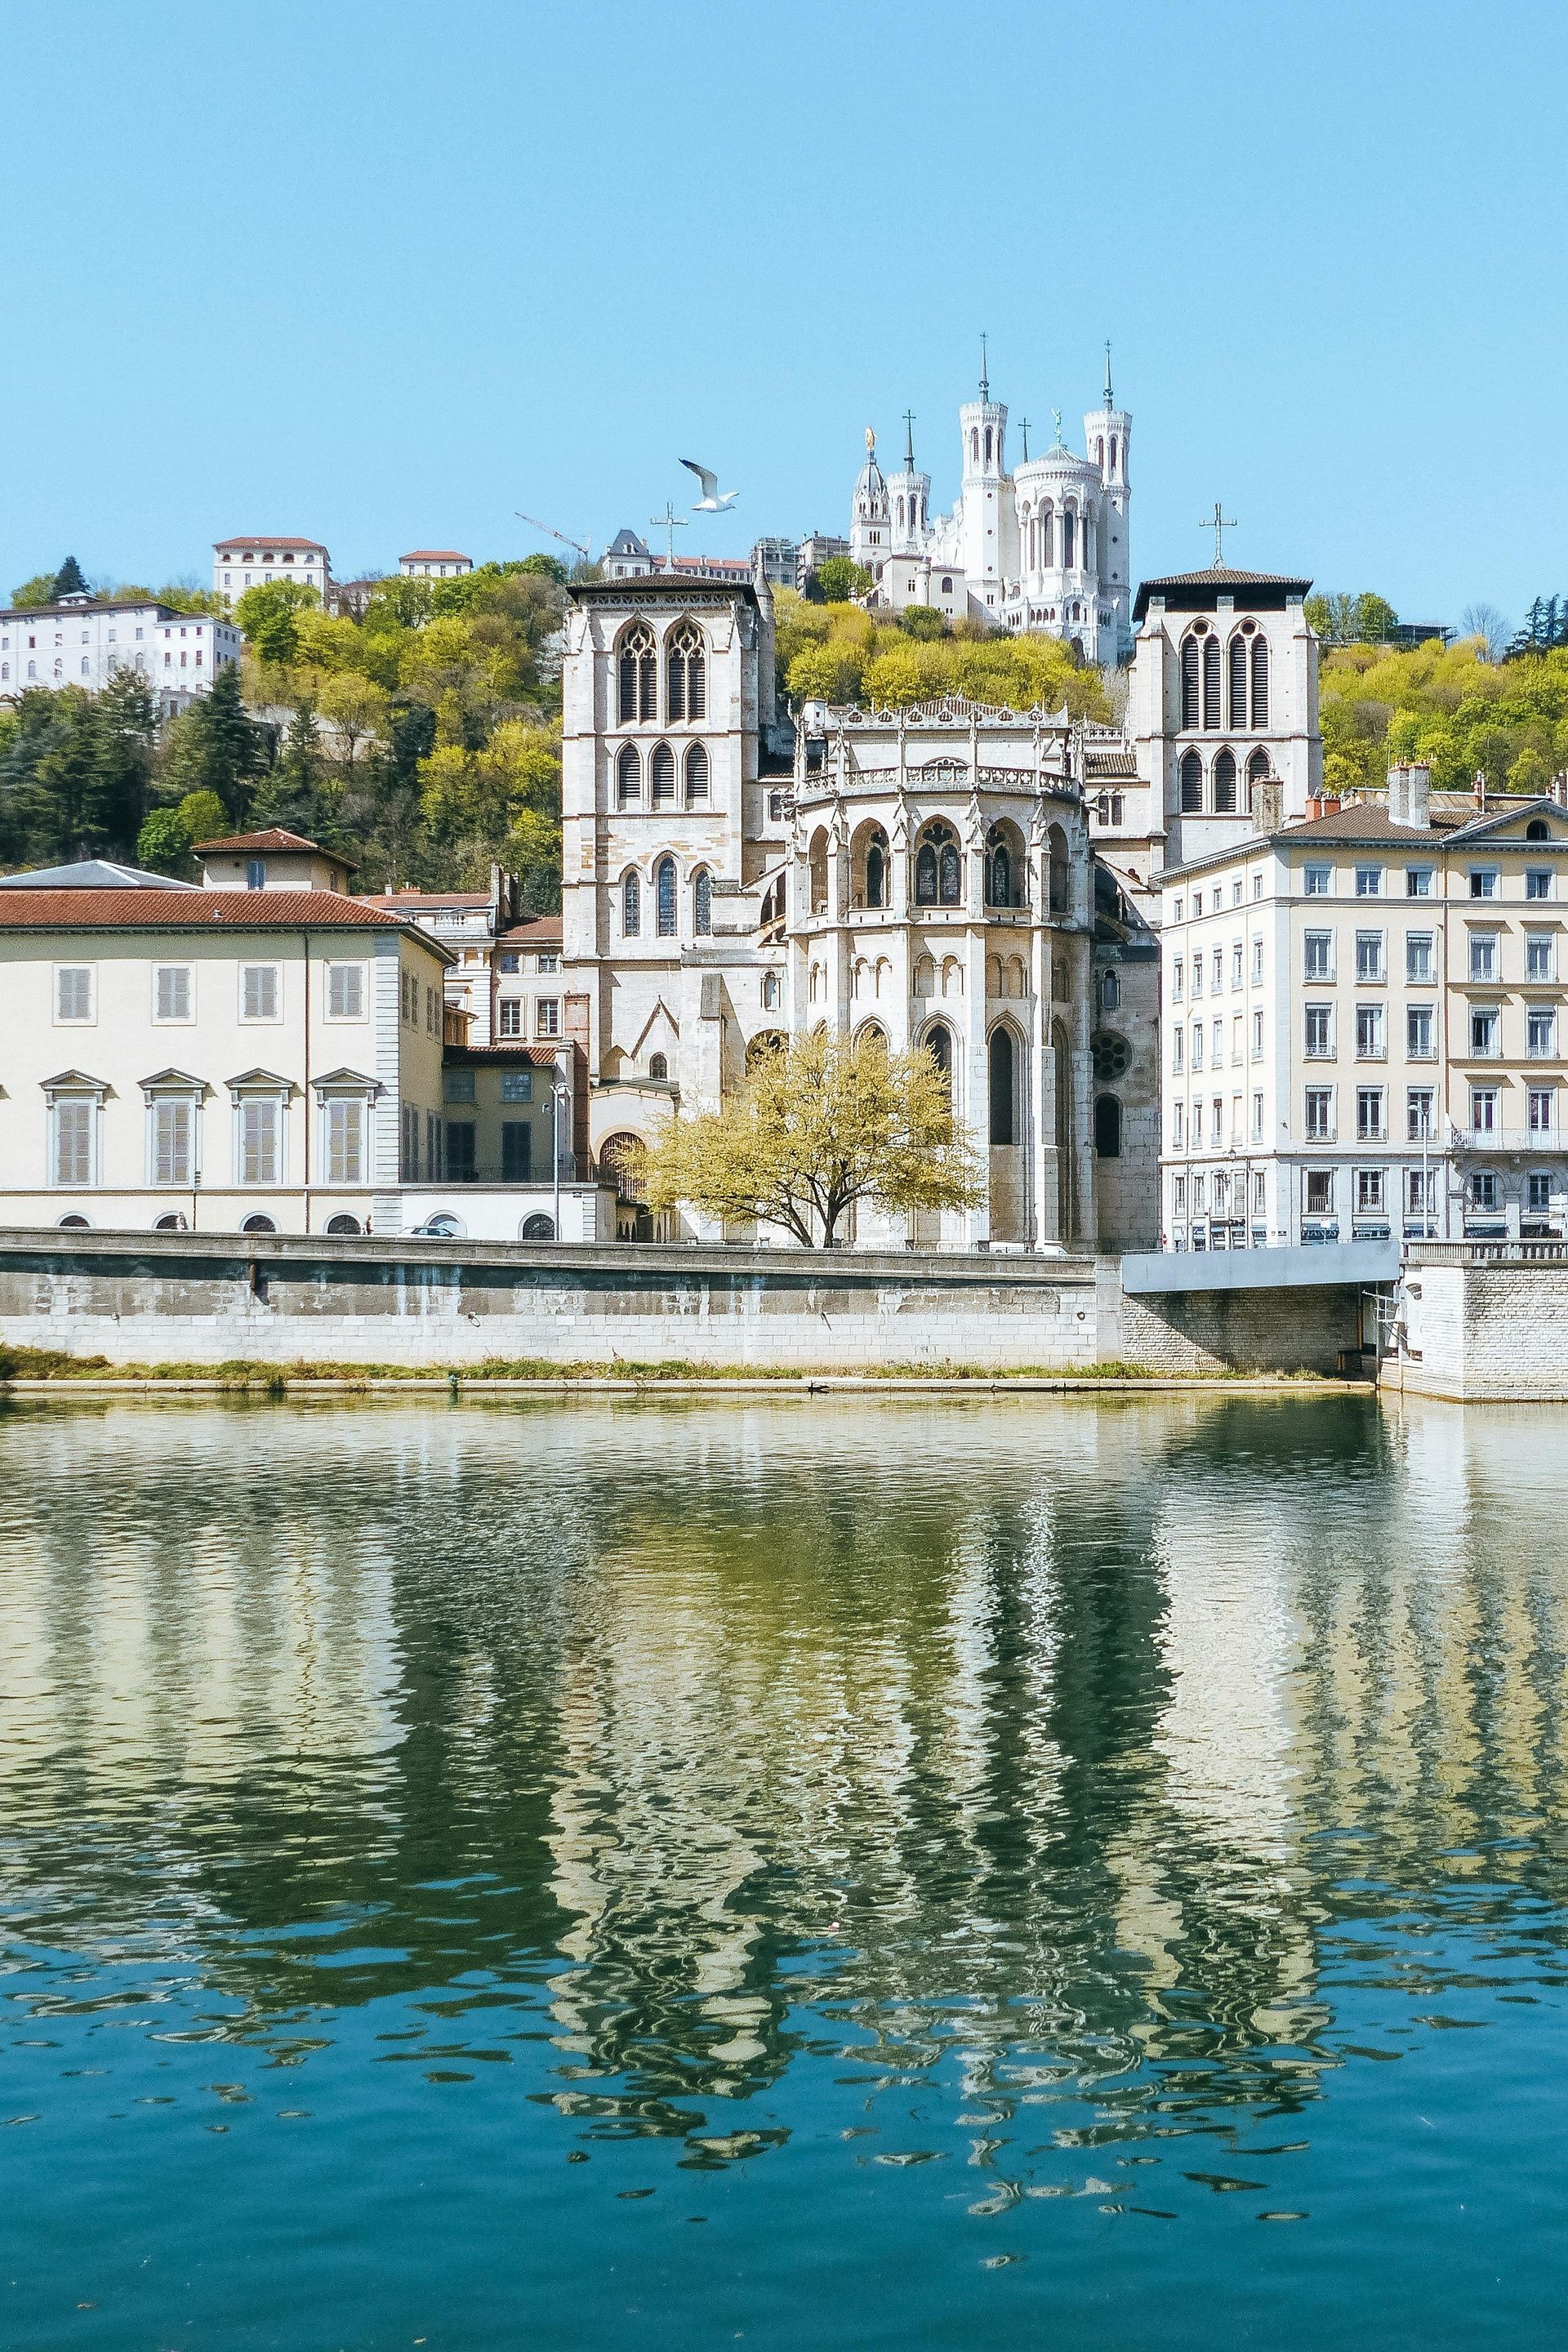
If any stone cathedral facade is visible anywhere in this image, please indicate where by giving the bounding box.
[559,572,1159,1252]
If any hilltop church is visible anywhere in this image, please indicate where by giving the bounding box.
[848,351,1133,664]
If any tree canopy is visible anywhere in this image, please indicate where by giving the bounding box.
[1304,590,1400,645]
[1320,635,1568,799]
[773,588,1111,719]
[639,1027,984,1247]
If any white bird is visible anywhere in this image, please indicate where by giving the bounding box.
[680,458,739,512]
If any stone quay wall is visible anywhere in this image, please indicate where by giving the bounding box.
[1389,1251,1568,1401]
[0,1230,1369,1377]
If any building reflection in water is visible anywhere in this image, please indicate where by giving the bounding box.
[2,1393,1566,2145]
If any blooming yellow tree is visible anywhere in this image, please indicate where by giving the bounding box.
[639,1028,984,1247]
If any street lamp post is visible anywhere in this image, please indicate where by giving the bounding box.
[550,1076,570,1241]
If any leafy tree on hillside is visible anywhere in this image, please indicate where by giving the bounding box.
[0,671,156,866]
[52,556,88,599]
[899,604,950,641]
[158,666,270,825]
[136,790,227,877]
[808,557,874,604]
[11,572,61,608]
[234,577,321,666]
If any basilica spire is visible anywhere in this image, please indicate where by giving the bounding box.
[1103,340,1114,410]
[979,332,989,401]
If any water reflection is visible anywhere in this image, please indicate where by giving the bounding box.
[3,1394,1567,2342]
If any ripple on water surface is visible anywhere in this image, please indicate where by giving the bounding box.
[2,1392,1567,2350]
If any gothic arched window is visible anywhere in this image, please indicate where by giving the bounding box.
[617,743,641,805]
[1203,635,1221,728]
[1110,436,1118,474]
[1062,509,1076,568]
[666,620,706,721]
[987,823,1013,908]
[1096,437,1104,470]
[762,970,782,1011]
[984,426,993,463]
[1094,1094,1123,1158]
[866,836,887,908]
[1246,747,1270,788]
[1181,635,1200,730]
[650,743,675,804]
[1214,749,1237,813]
[915,842,938,905]
[988,1027,1016,1145]
[918,820,960,907]
[622,871,640,934]
[1179,748,1204,812]
[925,1023,953,1084]
[1228,636,1248,729]
[618,621,656,724]
[656,856,676,937]
[693,869,712,936]
[685,742,710,804]
[1250,638,1270,727]
[648,1053,668,1081]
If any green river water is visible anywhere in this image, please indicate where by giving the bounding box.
[2,1392,1566,2348]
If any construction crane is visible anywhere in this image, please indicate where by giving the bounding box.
[515,510,592,563]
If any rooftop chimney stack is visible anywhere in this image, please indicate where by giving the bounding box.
[1388,762,1431,829]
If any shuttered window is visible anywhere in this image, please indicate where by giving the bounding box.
[1227,639,1248,729]
[152,1098,191,1185]
[1251,638,1270,726]
[327,964,365,1019]
[53,1100,93,1185]
[1202,636,1221,728]
[56,966,93,1022]
[242,965,279,1021]
[239,1099,278,1184]
[326,1098,363,1184]
[1181,637,1200,730]
[154,965,192,1022]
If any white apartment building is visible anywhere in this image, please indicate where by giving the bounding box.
[0,870,450,1236]
[359,871,560,1049]
[399,550,473,578]
[1159,766,1568,1250]
[0,598,239,709]
[213,537,331,604]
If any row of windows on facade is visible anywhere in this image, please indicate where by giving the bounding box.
[1172,926,1563,999]
[617,621,706,725]
[616,740,710,806]
[2,624,216,647]
[1180,629,1270,732]
[621,859,712,938]
[1178,746,1272,813]
[1169,1081,1561,1151]
[1166,1166,1561,1222]
[1171,996,1563,1076]
[805,821,1066,915]
[827,951,1041,1001]
[1174,858,1558,920]
[2,650,213,681]
[1018,505,1098,572]
[44,1092,374,1190]
[53,962,371,1026]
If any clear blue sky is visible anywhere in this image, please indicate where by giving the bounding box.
[3,0,1565,630]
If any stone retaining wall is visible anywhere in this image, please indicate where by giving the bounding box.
[0,1230,1368,1376]
[1390,1256,1568,1401]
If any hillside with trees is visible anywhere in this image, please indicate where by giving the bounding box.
[1319,631,1568,800]
[773,589,1111,720]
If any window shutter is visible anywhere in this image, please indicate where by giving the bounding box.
[57,968,91,1021]
[327,1098,363,1184]
[243,965,278,1020]
[55,1101,91,1184]
[242,1099,278,1184]
[329,964,364,1019]
[157,966,191,1021]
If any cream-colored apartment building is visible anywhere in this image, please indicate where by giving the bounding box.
[1160,765,1568,1250]
[0,849,451,1235]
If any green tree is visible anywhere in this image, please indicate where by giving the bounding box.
[234,577,321,666]
[11,572,60,608]
[639,1028,984,1248]
[160,665,270,825]
[52,555,89,599]
[518,552,568,586]
[899,604,949,641]
[0,673,154,865]
[809,557,874,604]
[1356,593,1399,643]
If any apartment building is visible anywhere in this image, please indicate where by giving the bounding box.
[213,537,331,604]
[360,872,564,1048]
[399,550,473,578]
[1160,766,1568,1249]
[0,869,450,1235]
[0,597,239,710]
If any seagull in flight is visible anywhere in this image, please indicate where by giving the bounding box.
[680,458,739,512]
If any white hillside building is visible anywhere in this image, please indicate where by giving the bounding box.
[213,537,331,605]
[849,350,1132,662]
[0,596,239,713]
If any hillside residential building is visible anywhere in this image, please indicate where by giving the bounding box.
[0,598,240,711]
[360,875,561,1049]
[751,538,800,590]
[213,537,331,605]
[194,828,356,896]
[399,550,473,577]
[1158,766,1568,1250]
[560,568,1157,1249]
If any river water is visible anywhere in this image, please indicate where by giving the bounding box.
[2,1393,1566,2349]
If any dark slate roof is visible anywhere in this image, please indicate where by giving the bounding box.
[0,858,202,890]
[1133,566,1312,622]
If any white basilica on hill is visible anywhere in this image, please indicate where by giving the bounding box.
[848,348,1133,664]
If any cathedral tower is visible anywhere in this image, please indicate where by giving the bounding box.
[958,339,1009,598]
[849,429,890,579]
[1084,342,1133,658]
[885,411,931,555]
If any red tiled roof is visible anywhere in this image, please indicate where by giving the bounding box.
[360,890,492,908]
[444,1044,566,1067]
[213,537,327,553]
[194,829,340,855]
[0,889,424,933]
[400,550,471,563]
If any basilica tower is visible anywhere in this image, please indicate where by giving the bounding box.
[958,341,1010,604]
[1083,343,1133,659]
[885,412,931,555]
[849,429,890,579]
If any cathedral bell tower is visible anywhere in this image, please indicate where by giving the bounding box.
[1083,341,1133,658]
[885,410,932,555]
[958,337,1008,597]
[849,427,890,580]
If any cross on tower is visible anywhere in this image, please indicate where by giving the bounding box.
[979,332,989,399]
[1201,502,1236,567]
[649,501,688,568]
[1018,417,1031,461]
[902,408,916,468]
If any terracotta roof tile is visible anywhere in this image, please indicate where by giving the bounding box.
[193,828,336,854]
[0,889,423,933]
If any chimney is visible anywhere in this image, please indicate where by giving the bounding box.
[1388,762,1431,829]
[1250,777,1283,835]
[1473,770,1487,813]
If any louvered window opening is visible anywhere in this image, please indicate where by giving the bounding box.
[617,624,657,724]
